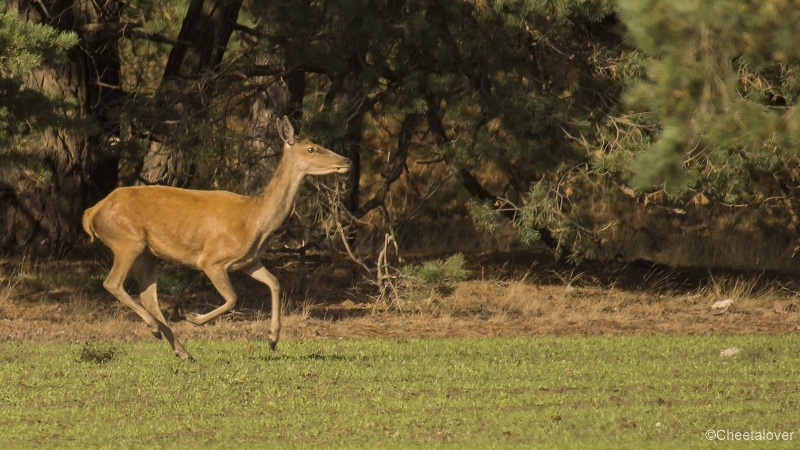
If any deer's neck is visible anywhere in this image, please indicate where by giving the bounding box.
[253,157,305,235]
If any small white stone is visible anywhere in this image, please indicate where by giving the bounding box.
[720,347,740,357]
[711,299,733,310]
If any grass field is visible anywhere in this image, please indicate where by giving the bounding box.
[1,335,798,449]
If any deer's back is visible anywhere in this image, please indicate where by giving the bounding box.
[90,186,258,267]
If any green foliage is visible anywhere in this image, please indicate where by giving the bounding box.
[0,9,80,155]
[0,10,77,75]
[467,163,605,264]
[1,336,799,448]
[619,0,800,191]
[401,253,469,296]
[0,7,86,200]
[466,199,499,234]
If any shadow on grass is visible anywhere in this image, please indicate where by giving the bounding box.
[252,352,362,362]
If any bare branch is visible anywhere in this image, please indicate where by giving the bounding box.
[355,113,420,217]
[77,22,186,46]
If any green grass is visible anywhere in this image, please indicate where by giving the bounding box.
[0,336,798,449]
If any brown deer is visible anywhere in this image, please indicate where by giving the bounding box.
[83,117,351,359]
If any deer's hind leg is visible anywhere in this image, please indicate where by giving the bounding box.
[104,247,191,360]
[133,252,169,325]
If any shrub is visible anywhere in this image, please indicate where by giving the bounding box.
[401,253,469,297]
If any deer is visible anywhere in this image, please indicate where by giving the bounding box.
[82,117,351,360]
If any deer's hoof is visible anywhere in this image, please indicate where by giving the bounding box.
[269,340,277,351]
[182,312,202,325]
[151,330,163,340]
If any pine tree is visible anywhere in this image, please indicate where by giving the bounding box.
[0,8,78,151]
[1,0,122,254]
[619,0,800,195]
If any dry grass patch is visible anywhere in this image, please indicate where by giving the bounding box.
[0,253,799,345]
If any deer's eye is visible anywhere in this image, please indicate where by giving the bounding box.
[307,147,315,153]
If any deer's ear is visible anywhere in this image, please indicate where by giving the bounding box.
[277,116,295,145]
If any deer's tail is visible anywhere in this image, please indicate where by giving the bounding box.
[82,204,100,243]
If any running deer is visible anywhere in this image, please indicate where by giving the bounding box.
[83,117,351,359]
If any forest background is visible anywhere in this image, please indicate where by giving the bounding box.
[4,0,800,274]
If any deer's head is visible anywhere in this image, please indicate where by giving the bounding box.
[277,116,351,176]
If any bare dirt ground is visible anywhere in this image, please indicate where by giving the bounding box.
[1,252,799,345]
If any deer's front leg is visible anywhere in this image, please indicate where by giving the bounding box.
[183,265,238,325]
[243,262,281,350]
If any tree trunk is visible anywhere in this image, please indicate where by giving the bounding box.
[139,0,244,187]
[240,53,292,194]
[345,120,363,214]
[285,69,305,121]
[0,0,123,255]
[139,140,188,187]
[163,0,244,81]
